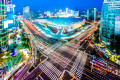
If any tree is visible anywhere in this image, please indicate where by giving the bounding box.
[13,42,17,48]
[18,21,22,29]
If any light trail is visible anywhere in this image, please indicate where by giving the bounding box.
[75,26,98,48]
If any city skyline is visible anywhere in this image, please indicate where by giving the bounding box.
[13,0,104,12]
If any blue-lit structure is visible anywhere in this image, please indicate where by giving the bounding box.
[10,48,15,56]
[87,8,97,21]
[23,6,30,19]
[6,0,15,28]
[0,0,8,52]
[100,0,120,44]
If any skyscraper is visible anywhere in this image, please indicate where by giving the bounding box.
[87,8,97,21]
[23,6,30,19]
[6,0,15,28]
[0,0,8,52]
[100,0,120,44]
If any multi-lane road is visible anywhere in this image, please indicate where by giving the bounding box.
[14,20,120,80]
[20,20,92,80]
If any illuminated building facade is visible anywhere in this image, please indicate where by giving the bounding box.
[23,6,30,19]
[0,0,8,52]
[6,0,15,28]
[79,11,87,18]
[87,8,97,21]
[100,0,120,44]
[55,8,79,18]
[44,11,51,17]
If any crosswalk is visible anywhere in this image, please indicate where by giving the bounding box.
[49,53,70,68]
[70,52,87,80]
[76,53,87,79]
[70,53,83,74]
[39,64,59,80]
[44,61,62,77]
[38,60,64,80]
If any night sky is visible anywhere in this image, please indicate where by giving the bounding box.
[13,0,104,12]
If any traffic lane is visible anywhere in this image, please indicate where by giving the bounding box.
[39,72,50,80]
[24,67,46,80]
[84,56,112,80]
[34,52,47,67]
[66,56,77,71]
[79,42,94,54]
[83,57,105,80]
[47,58,65,72]
[60,71,78,80]
[82,69,103,80]
[86,56,120,79]
[17,63,32,80]
[56,46,76,59]
[81,73,94,80]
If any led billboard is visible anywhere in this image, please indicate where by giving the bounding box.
[3,20,13,29]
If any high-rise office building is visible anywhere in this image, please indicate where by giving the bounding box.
[0,0,8,52]
[23,6,30,13]
[6,1,15,28]
[23,6,30,19]
[100,0,120,44]
[87,8,97,21]
[79,11,87,18]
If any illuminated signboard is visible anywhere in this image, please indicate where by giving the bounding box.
[3,20,13,29]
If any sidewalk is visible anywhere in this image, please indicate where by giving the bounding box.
[4,62,24,80]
